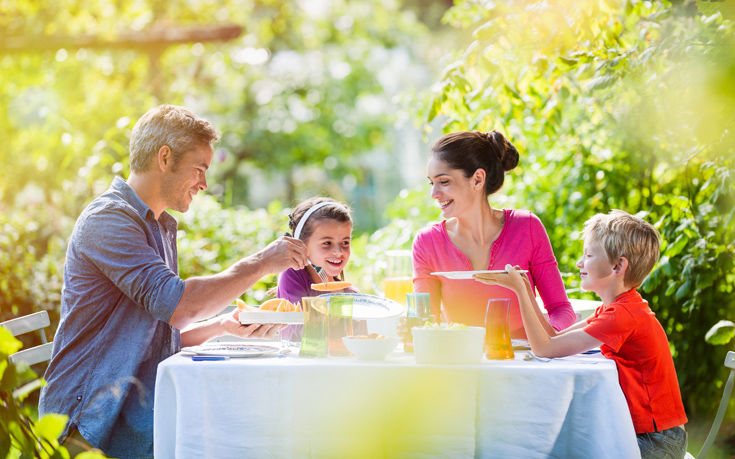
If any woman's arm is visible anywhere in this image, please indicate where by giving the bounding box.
[528,214,576,330]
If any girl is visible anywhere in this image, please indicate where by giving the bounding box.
[277,197,360,341]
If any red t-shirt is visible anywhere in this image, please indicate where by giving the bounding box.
[584,289,687,434]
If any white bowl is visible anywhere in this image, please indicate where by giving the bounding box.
[412,326,485,364]
[342,336,399,360]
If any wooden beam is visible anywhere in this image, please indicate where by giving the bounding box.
[0,24,243,54]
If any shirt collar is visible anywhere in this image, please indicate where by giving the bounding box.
[109,176,177,230]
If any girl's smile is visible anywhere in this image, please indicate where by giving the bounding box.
[306,220,352,278]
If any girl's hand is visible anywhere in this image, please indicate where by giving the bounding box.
[472,264,528,294]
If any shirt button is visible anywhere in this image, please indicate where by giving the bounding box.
[76,395,82,401]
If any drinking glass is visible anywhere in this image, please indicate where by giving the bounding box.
[403,292,431,352]
[327,296,354,357]
[484,298,514,360]
[299,297,329,358]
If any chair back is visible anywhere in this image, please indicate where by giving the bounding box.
[697,351,735,459]
[1,310,54,366]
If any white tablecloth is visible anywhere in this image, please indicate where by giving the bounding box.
[154,350,639,459]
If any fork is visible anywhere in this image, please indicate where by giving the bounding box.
[306,261,330,283]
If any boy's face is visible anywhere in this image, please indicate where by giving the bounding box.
[576,237,616,294]
[305,220,352,278]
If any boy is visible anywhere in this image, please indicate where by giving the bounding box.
[474,210,687,458]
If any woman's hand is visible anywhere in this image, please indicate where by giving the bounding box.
[472,264,529,294]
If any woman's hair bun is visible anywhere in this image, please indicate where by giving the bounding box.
[487,130,519,172]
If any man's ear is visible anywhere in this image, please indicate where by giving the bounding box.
[157,145,172,171]
[472,168,486,192]
[613,256,629,277]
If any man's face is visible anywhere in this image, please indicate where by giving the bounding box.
[160,143,213,213]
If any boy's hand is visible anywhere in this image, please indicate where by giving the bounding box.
[473,264,529,294]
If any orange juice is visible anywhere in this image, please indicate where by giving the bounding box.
[383,277,413,305]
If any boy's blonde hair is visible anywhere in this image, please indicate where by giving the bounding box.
[582,210,661,288]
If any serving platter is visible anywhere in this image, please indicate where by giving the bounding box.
[239,311,304,325]
[317,293,404,319]
[431,269,529,280]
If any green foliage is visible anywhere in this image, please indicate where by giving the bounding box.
[429,0,735,415]
[0,206,67,351]
[175,195,289,304]
[347,187,439,293]
[0,327,104,458]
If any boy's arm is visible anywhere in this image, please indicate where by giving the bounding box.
[475,265,602,358]
[516,290,601,357]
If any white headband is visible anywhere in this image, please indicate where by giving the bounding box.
[293,201,333,240]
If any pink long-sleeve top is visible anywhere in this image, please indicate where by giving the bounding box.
[412,209,575,338]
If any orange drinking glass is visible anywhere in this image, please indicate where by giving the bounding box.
[484,298,514,360]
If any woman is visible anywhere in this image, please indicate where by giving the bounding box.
[412,130,575,337]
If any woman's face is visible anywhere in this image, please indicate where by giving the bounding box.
[305,219,352,278]
[427,155,483,219]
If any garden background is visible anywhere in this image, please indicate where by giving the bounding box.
[1,0,734,457]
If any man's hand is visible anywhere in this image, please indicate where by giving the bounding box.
[259,236,308,274]
[221,310,286,339]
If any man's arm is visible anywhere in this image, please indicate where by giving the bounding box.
[169,236,307,329]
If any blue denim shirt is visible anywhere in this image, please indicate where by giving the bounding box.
[39,176,185,458]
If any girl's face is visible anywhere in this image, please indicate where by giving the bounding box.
[305,219,352,278]
[576,237,615,294]
[427,156,483,219]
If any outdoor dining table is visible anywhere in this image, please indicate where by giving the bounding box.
[153,346,640,458]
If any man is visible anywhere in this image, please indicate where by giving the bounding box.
[39,105,308,458]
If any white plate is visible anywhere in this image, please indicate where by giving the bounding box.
[181,343,280,358]
[239,311,304,325]
[430,269,529,280]
[317,293,404,319]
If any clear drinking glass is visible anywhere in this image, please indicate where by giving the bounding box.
[403,292,431,352]
[299,297,329,358]
[484,298,514,360]
[327,296,354,357]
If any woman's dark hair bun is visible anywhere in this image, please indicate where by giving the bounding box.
[431,129,520,196]
[487,130,519,172]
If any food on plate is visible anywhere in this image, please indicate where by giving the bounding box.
[259,298,300,312]
[311,281,352,292]
[235,298,260,312]
[236,298,302,313]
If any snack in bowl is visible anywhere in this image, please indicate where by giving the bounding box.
[411,323,485,364]
[342,334,399,360]
[311,281,352,292]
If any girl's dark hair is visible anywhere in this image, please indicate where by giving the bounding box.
[288,197,352,242]
[431,130,519,196]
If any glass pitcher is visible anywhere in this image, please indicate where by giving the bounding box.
[484,298,514,360]
[382,250,413,307]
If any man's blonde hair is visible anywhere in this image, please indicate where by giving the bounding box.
[129,105,220,172]
[582,210,661,288]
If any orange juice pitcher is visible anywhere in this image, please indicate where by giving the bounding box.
[382,250,413,306]
[484,298,514,360]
